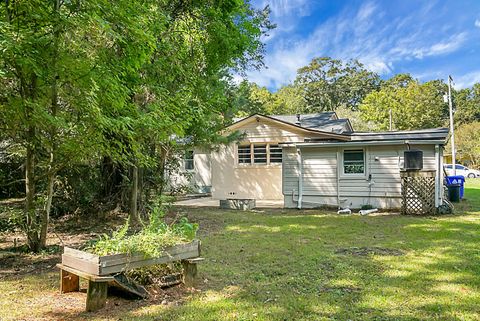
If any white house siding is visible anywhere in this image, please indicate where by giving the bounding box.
[168,148,211,193]
[211,118,307,201]
[283,144,437,209]
[192,150,212,192]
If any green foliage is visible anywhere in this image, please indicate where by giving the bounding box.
[232,81,306,117]
[0,206,23,233]
[453,122,480,168]
[0,0,272,250]
[335,105,378,131]
[87,212,199,257]
[359,74,448,130]
[125,263,181,286]
[295,57,381,112]
[231,57,381,117]
[454,84,480,125]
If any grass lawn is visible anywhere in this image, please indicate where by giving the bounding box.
[1,180,480,320]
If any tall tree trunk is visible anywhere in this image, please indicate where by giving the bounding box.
[158,145,169,198]
[40,161,54,248]
[25,129,40,252]
[129,164,141,227]
[23,70,40,252]
[138,166,145,219]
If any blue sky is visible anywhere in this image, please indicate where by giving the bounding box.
[244,0,480,91]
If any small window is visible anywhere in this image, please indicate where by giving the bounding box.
[269,144,282,163]
[455,165,464,170]
[254,144,267,164]
[238,145,251,164]
[184,150,194,170]
[344,149,364,174]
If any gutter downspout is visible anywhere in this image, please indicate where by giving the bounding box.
[434,144,442,208]
[297,147,303,209]
[336,150,341,209]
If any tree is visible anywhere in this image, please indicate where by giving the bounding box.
[454,84,480,125]
[0,0,113,251]
[359,75,448,131]
[295,57,380,112]
[0,0,273,250]
[271,84,306,114]
[454,122,480,168]
[232,81,274,117]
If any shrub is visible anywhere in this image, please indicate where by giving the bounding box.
[86,208,198,258]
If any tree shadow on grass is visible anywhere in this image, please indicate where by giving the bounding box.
[45,207,480,320]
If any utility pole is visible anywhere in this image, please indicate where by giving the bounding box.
[447,75,456,175]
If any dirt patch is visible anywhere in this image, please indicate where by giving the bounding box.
[26,280,198,321]
[168,207,226,237]
[0,251,60,279]
[335,247,405,256]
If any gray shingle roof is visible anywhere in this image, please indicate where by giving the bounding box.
[233,112,352,134]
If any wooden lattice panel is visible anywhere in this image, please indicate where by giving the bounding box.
[401,171,436,215]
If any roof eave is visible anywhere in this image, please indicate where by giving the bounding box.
[281,139,447,148]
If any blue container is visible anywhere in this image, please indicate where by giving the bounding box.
[446,175,465,199]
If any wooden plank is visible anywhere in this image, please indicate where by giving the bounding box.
[99,248,200,275]
[86,280,108,312]
[99,240,200,268]
[182,260,198,287]
[62,241,200,276]
[62,254,101,275]
[63,247,100,263]
[56,264,113,282]
[60,269,79,293]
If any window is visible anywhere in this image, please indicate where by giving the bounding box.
[455,165,465,170]
[237,143,282,165]
[184,150,194,170]
[238,145,251,164]
[269,144,282,163]
[343,149,365,174]
[254,144,267,164]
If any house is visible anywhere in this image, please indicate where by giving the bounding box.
[167,148,212,194]
[207,112,449,209]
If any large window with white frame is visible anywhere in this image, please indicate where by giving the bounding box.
[237,143,282,165]
[343,149,365,174]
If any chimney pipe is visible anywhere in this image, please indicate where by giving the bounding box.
[296,113,301,125]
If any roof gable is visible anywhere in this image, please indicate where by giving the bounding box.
[226,114,351,141]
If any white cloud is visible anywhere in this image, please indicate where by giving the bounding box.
[475,19,480,28]
[260,0,311,18]
[364,60,392,74]
[411,33,467,59]
[257,0,312,42]
[453,71,480,89]
[247,1,473,90]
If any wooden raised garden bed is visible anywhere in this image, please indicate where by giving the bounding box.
[57,240,202,312]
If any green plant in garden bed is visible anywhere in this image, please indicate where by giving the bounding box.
[86,208,198,258]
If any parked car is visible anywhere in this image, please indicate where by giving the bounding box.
[444,164,480,178]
